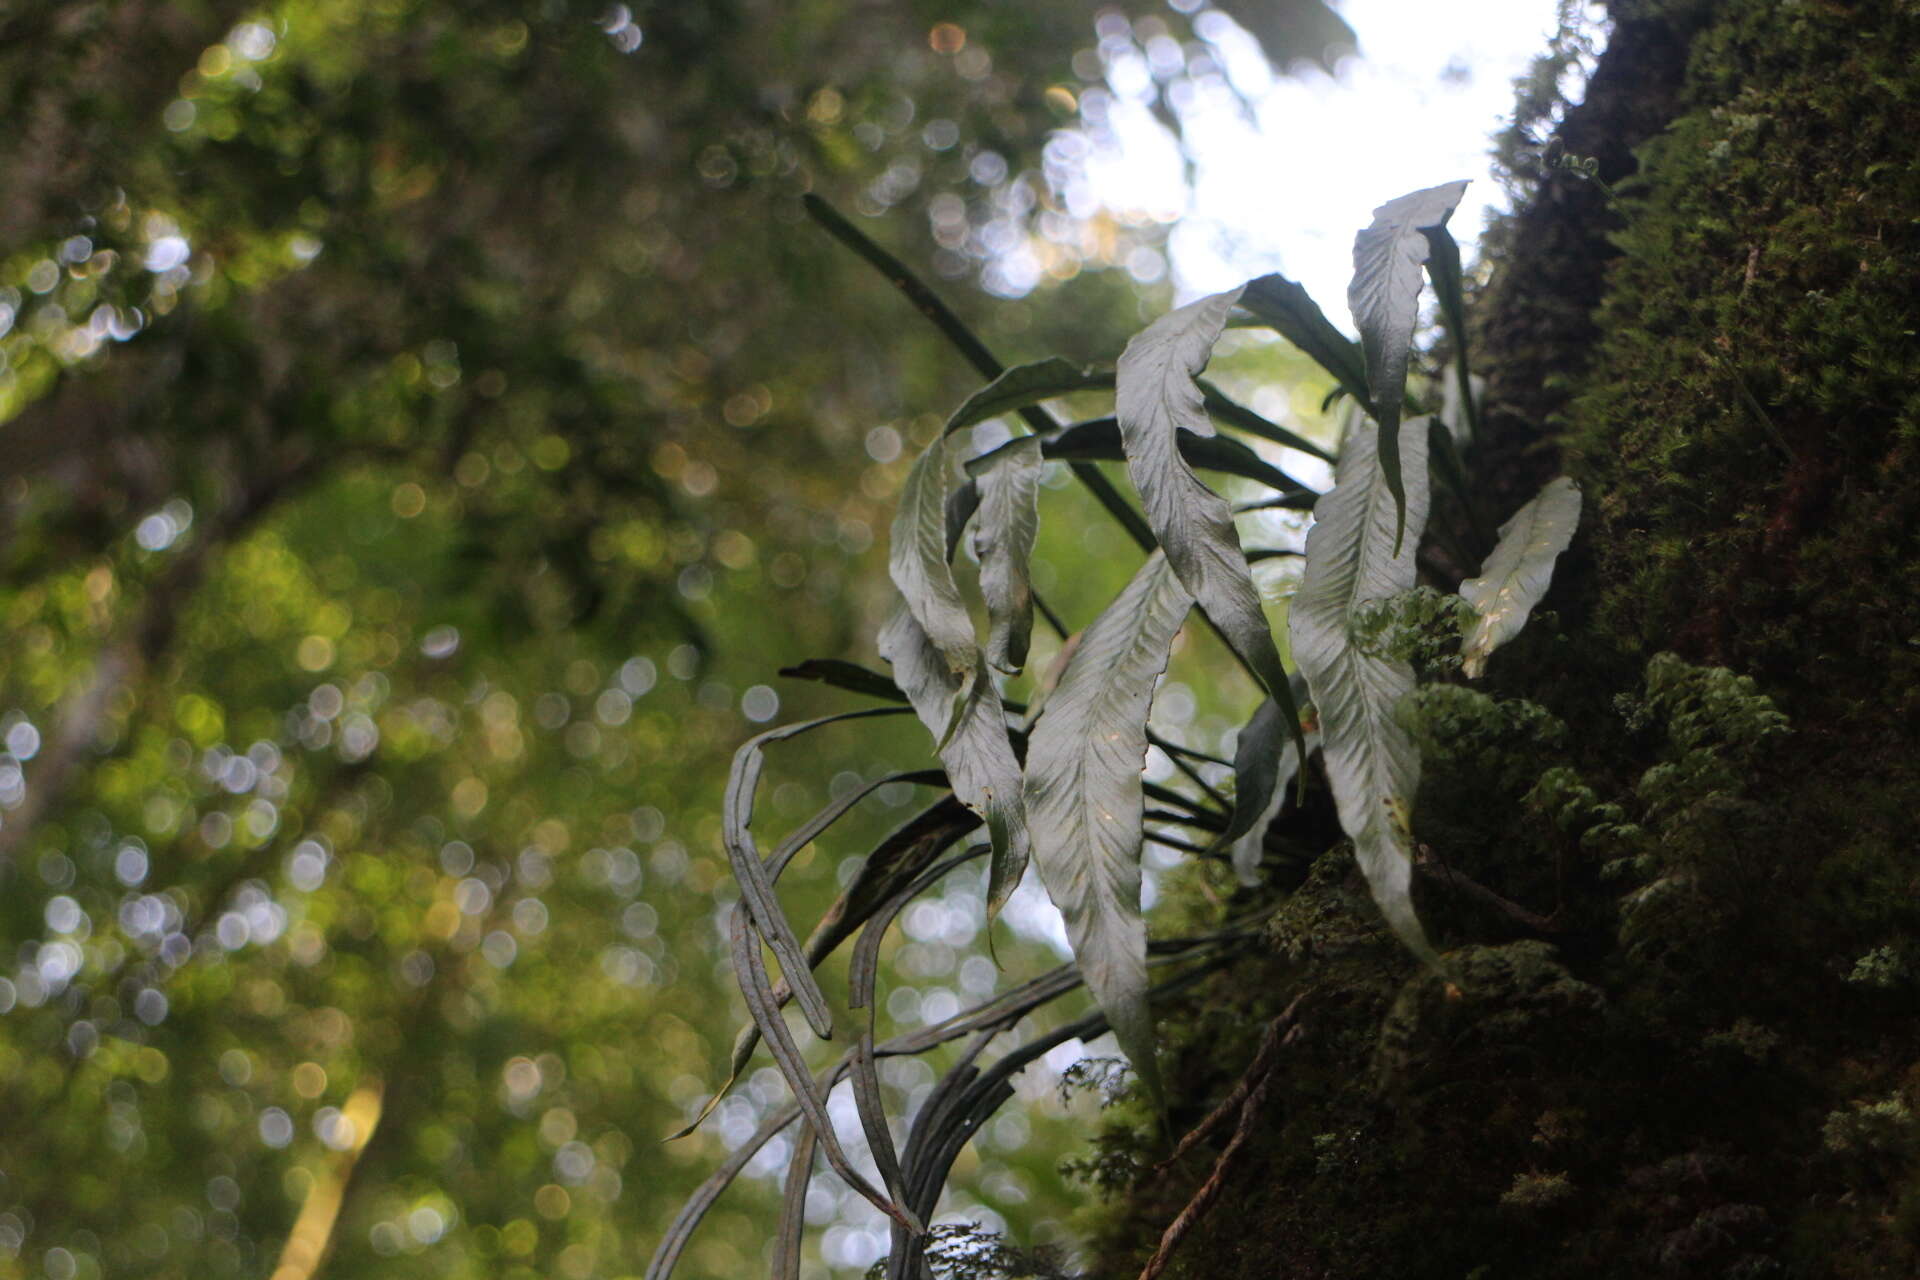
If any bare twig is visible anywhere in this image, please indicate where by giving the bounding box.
[1139,995,1309,1280]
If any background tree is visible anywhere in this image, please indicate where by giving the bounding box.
[0,3,1357,1279]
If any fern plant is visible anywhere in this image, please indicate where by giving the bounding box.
[648,182,1582,1280]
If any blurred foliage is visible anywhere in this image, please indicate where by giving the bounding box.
[0,1,1353,1277]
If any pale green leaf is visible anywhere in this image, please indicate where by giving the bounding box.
[1115,286,1304,752]
[1023,551,1193,1101]
[1460,476,1582,678]
[1290,414,1437,963]
[1348,180,1468,545]
[972,434,1043,673]
[877,599,1030,923]
[888,434,975,680]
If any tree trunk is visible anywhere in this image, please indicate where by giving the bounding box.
[1096,2,1920,1275]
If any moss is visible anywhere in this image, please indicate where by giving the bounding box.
[1078,5,1920,1278]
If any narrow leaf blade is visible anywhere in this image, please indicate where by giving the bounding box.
[1229,728,1318,887]
[889,433,976,677]
[1459,476,1582,678]
[972,434,1043,673]
[943,358,1113,436]
[1039,417,1309,494]
[1114,287,1303,752]
[1348,180,1469,544]
[1238,274,1371,413]
[777,659,906,703]
[877,599,1031,924]
[1023,551,1193,1102]
[1290,415,1437,962]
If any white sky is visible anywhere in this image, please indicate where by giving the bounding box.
[1087,0,1582,317]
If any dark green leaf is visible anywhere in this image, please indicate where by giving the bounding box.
[729,907,919,1231]
[722,707,909,1040]
[1238,274,1371,413]
[776,659,906,703]
[1197,377,1338,464]
[1423,223,1481,446]
[942,357,1113,436]
[1209,688,1303,859]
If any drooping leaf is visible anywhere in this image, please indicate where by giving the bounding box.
[1211,676,1310,869]
[729,907,920,1233]
[1459,476,1582,678]
[1023,551,1193,1101]
[1289,414,1437,963]
[1438,365,1486,447]
[1114,286,1305,763]
[1348,179,1468,548]
[1423,224,1481,445]
[776,658,906,703]
[771,1122,817,1280]
[877,600,1030,924]
[669,771,951,1141]
[1238,273,1371,413]
[1196,377,1337,463]
[847,844,985,1222]
[722,707,910,1041]
[972,434,1043,673]
[967,416,1309,495]
[1229,727,1319,887]
[1207,0,1357,72]
[889,433,976,680]
[943,357,1113,436]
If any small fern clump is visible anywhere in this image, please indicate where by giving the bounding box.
[651,182,1589,1278]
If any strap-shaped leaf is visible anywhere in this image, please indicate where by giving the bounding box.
[1438,365,1486,447]
[877,599,1030,923]
[972,434,1043,673]
[943,357,1113,436]
[1115,286,1305,763]
[967,416,1310,495]
[668,770,950,1141]
[723,707,909,1041]
[776,658,906,703]
[1423,224,1481,446]
[1197,378,1337,464]
[1348,180,1468,549]
[1229,727,1319,887]
[729,907,919,1232]
[1023,551,1193,1102]
[771,1122,817,1280]
[1460,476,1582,678]
[1290,415,1437,963]
[1238,274,1371,414]
[889,433,975,679]
[1211,676,1310,871]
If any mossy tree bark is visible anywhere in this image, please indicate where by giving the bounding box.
[1091,2,1920,1275]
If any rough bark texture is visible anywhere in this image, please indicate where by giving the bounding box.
[1086,2,1920,1275]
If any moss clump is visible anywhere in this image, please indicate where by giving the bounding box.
[1080,3,1920,1277]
